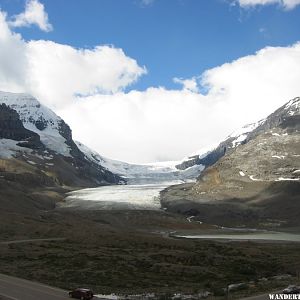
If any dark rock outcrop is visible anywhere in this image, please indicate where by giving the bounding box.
[0,92,124,186]
[176,142,228,170]
[57,119,123,185]
[0,103,44,149]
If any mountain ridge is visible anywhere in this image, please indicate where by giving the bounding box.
[161,96,300,228]
[176,97,300,173]
[0,91,124,188]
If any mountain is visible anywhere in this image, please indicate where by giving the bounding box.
[0,91,207,193]
[177,98,299,173]
[161,97,300,228]
[76,141,205,184]
[176,120,265,171]
[0,91,123,190]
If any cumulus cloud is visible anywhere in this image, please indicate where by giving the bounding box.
[0,12,28,92]
[60,43,300,163]
[26,41,146,108]
[1,8,300,163]
[200,43,300,120]
[173,77,199,93]
[0,11,146,109]
[9,0,53,32]
[234,0,300,10]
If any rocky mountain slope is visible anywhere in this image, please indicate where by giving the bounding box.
[161,97,300,228]
[177,97,299,172]
[176,120,264,171]
[0,91,123,194]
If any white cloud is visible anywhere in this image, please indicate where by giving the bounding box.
[235,0,300,10]
[173,77,199,93]
[200,43,300,121]
[141,0,155,6]
[0,12,28,92]
[0,11,146,109]
[26,41,146,109]
[9,0,53,32]
[1,9,300,163]
[60,43,300,163]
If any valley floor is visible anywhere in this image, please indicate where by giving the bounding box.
[1,198,300,299]
[0,173,299,299]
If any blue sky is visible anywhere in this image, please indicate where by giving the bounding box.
[0,0,300,162]
[1,0,300,91]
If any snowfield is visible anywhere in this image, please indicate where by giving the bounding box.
[0,138,31,159]
[64,182,181,210]
[76,141,205,184]
[66,143,206,210]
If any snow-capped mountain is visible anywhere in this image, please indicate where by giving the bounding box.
[161,97,300,228]
[0,91,123,187]
[0,91,204,188]
[0,91,84,158]
[176,97,300,172]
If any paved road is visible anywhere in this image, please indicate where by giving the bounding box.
[241,290,282,300]
[0,273,286,300]
[242,294,270,299]
[0,238,66,245]
[0,273,70,300]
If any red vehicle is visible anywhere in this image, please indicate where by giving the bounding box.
[69,288,94,299]
[283,285,300,294]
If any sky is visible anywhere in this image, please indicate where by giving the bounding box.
[0,0,300,163]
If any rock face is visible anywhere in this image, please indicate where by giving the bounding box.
[161,97,300,228]
[176,122,263,171]
[247,97,300,139]
[0,104,43,149]
[177,98,300,173]
[0,91,123,187]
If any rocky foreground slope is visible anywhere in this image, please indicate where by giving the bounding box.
[161,97,300,228]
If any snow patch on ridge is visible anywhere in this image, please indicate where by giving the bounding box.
[0,139,31,159]
[285,97,300,114]
[249,175,261,181]
[276,177,300,181]
[272,155,285,159]
[0,91,72,157]
[183,144,218,161]
[228,119,265,148]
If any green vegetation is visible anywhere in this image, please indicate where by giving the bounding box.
[1,230,300,296]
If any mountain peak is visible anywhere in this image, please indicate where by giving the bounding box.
[0,91,71,156]
[0,91,123,186]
